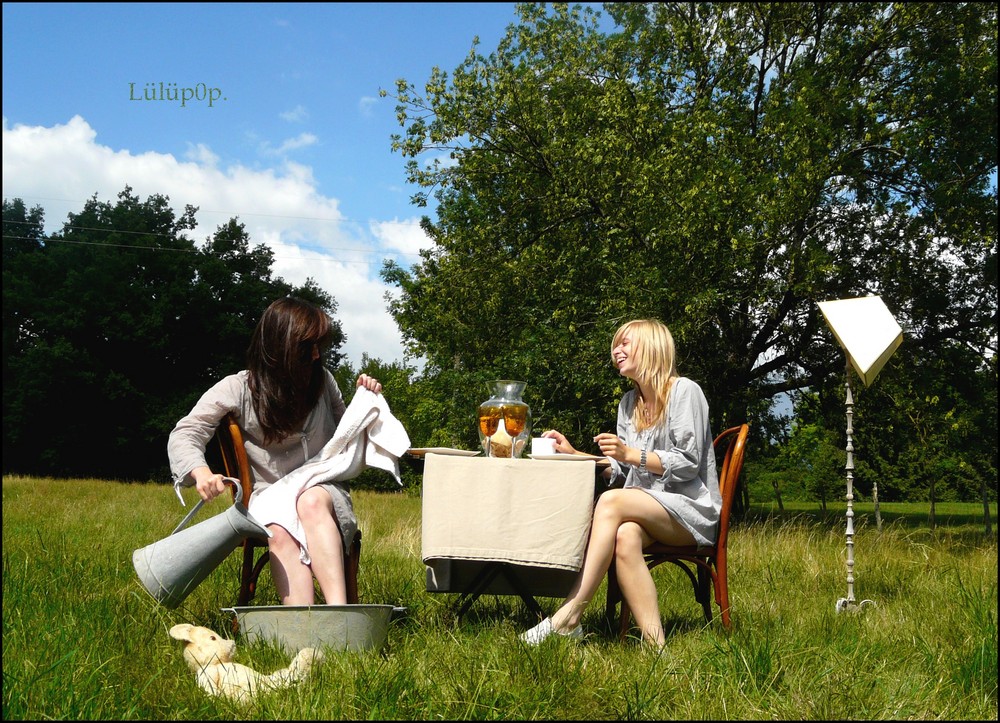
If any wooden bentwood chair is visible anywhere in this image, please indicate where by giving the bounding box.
[215,413,362,606]
[604,423,749,636]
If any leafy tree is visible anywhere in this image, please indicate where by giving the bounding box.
[2,199,46,397]
[853,344,998,516]
[777,340,997,528]
[381,3,997,486]
[782,421,844,511]
[2,188,343,480]
[2,198,45,263]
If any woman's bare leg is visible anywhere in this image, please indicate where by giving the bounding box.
[268,524,315,605]
[297,486,347,604]
[549,489,694,639]
[547,490,626,632]
[614,522,668,647]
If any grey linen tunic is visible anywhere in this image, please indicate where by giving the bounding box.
[606,377,721,546]
[167,369,359,553]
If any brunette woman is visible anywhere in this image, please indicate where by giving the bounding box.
[168,296,382,605]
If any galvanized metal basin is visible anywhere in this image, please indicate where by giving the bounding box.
[223,604,397,655]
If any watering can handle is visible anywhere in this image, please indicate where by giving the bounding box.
[171,477,243,535]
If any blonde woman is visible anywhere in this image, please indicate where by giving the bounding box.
[522,319,720,648]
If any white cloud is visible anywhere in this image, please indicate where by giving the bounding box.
[183,142,220,166]
[370,217,432,256]
[1,114,408,368]
[359,96,378,117]
[279,105,309,123]
[259,131,319,157]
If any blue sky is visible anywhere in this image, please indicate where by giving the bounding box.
[2,2,534,367]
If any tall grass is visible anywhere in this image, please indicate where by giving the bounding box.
[3,475,996,720]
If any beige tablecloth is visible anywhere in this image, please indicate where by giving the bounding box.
[421,455,596,596]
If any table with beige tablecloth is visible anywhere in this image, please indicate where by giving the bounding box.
[421,454,597,611]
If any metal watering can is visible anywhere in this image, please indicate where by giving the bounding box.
[132,478,271,608]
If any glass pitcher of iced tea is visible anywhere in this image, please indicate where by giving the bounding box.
[477,380,531,458]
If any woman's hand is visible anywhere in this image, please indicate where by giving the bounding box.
[542,429,578,455]
[191,466,229,502]
[356,374,383,394]
[593,432,629,463]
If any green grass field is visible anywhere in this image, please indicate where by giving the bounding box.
[2,475,996,720]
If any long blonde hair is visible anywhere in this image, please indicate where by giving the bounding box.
[611,319,678,431]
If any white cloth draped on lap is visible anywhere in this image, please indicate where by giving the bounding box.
[247,387,411,565]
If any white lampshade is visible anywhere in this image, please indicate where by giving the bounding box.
[818,296,903,386]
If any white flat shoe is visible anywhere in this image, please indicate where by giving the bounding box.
[519,617,584,646]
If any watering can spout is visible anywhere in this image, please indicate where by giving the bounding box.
[132,479,271,608]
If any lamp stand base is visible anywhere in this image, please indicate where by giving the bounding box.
[836,598,876,614]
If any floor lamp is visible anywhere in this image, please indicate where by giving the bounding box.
[818,296,903,614]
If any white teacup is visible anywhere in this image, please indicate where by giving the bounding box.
[531,437,557,456]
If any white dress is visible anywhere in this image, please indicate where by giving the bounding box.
[606,377,721,546]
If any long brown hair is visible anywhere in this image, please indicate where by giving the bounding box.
[247,296,334,444]
[611,319,678,431]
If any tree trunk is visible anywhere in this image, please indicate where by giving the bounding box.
[929,476,937,530]
[981,473,993,537]
[771,478,785,513]
[873,480,882,532]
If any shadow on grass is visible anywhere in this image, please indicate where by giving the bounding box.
[594,611,708,645]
